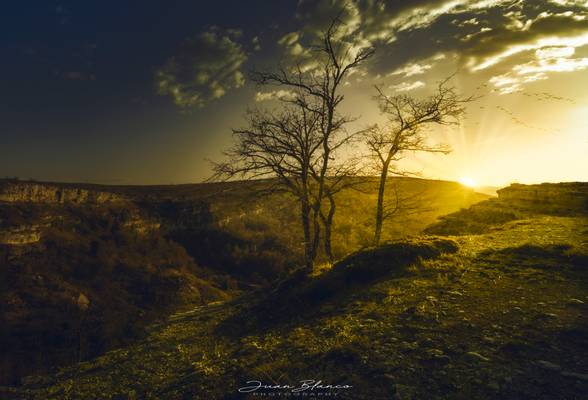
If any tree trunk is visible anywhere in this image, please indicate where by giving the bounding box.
[301,198,314,272]
[311,104,334,261]
[311,206,321,264]
[374,158,391,246]
[323,193,336,263]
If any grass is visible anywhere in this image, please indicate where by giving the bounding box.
[2,180,587,399]
[3,213,586,399]
[424,199,520,235]
[216,237,460,335]
[0,177,487,386]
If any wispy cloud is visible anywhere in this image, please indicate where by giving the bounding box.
[156,27,247,108]
[255,90,296,102]
[389,62,433,77]
[389,80,426,92]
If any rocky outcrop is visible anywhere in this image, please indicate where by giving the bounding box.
[0,225,42,245]
[120,211,161,235]
[0,181,126,204]
[497,182,588,215]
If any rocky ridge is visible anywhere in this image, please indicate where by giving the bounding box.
[0,181,126,204]
[497,182,588,215]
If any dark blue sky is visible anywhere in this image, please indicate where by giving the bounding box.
[0,1,297,183]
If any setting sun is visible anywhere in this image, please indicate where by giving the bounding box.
[459,177,477,188]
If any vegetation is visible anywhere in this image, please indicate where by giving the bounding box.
[424,199,520,235]
[365,78,473,245]
[178,177,486,279]
[0,177,485,385]
[4,204,586,400]
[214,19,373,272]
[0,201,228,385]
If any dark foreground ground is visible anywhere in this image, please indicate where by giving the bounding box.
[2,212,587,399]
[0,177,487,385]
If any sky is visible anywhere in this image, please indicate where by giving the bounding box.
[1,0,587,187]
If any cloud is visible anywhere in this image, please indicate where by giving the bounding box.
[461,7,588,70]
[389,80,426,92]
[275,1,370,74]
[514,55,588,73]
[278,32,310,57]
[296,0,362,38]
[156,27,247,108]
[155,0,588,106]
[536,45,576,58]
[389,62,433,77]
[489,41,588,94]
[285,0,588,99]
[252,36,261,51]
[255,90,296,102]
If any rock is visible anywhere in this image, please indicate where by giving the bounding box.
[0,224,44,245]
[77,293,90,312]
[536,360,561,371]
[394,384,417,400]
[465,351,490,362]
[560,371,588,381]
[0,181,126,204]
[426,348,445,357]
[401,341,418,351]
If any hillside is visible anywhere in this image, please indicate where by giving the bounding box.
[0,177,488,284]
[1,182,586,399]
[0,177,486,385]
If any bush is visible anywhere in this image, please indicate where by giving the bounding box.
[425,201,518,235]
[218,236,459,335]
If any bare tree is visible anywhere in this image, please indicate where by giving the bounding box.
[366,77,473,245]
[252,18,374,263]
[215,18,373,272]
[213,97,323,271]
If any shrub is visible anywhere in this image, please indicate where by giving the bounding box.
[217,236,459,335]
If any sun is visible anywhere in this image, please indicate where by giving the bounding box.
[459,176,477,188]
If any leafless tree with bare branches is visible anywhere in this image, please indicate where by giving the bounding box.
[365,77,474,245]
[212,96,323,271]
[252,18,373,263]
[215,18,373,272]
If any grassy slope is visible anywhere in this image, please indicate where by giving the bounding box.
[0,177,486,386]
[5,213,587,399]
[0,177,488,283]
